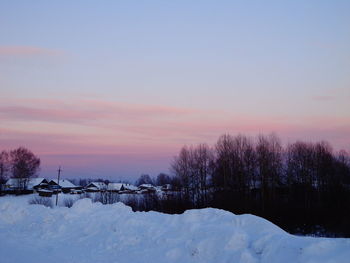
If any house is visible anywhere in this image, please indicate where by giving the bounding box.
[85,182,107,192]
[48,179,79,193]
[161,184,172,191]
[4,178,49,191]
[35,179,50,190]
[139,184,156,189]
[107,183,138,193]
[107,183,125,192]
[122,184,138,192]
[138,184,156,193]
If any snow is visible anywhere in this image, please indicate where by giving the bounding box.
[50,179,77,188]
[86,182,107,190]
[123,183,138,191]
[107,183,138,191]
[107,182,124,191]
[0,195,349,263]
[5,178,47,190]
[139,183,156,189]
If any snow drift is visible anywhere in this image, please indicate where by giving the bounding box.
[0,197,349,263]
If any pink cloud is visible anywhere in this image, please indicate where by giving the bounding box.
[312,95,336,101]
[0,98,196,124]
[0,46,63,57]
[0,127,179,155]
[80,99,196,116]
[0,105,108,123]
[1,98,349,158]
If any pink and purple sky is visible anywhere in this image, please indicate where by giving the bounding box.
[1,1,349,180]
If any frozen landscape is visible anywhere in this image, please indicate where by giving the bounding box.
[0,195,349,263]
[2,1,350,263]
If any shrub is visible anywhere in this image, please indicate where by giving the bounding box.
[93,192,120,205]
[28,196,53,208]
[63,198,74,208]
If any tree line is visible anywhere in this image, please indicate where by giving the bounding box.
[169,133,350,236]
[1,138,350,236]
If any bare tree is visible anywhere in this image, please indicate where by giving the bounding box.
[0,150,10,185]
[213,134,256,192]
[171,144,214,207]
[135,174,154,186]
[286,141,315,187]
[171,146,192,202]
[241,136,257,190]
[313,141,334,191]
[256,134,282,212]
[336,150,350,185]
[156,173,171,186]
[193,143,214,206]
[10,147,40,190]
[214,134,235,190]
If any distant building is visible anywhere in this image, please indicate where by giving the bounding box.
[139,184,156,189]
[48,179,80,193]
[139,184,157,193]
[122,184,138,191]
[161,184,172,191]
[85,182,107,192]
[4,178,49,191]
[107,183,125,192]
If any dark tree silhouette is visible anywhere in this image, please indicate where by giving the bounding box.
[10,147,40,190]
[156,173,172,186]
[255,134,282,213]
[135,174,154,186]
[0,150,10,185]
[167,133,350,236]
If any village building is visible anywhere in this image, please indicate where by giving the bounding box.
[85,182,107,192]
[107,183,139,193]
[161,184,172,191]
[138,184,157,193]
[48,179,80,193]
[122,184,138,192]
[4,178,49,192]
[107,183,125,192]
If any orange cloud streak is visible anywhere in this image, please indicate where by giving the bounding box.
[0,46,63,57]
[1,98,349,156]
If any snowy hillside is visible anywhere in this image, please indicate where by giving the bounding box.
[0,196,349,263]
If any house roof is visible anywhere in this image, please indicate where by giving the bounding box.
[139,184,155,189]
[5,178,47,189]
[123,184,138,191]
[107,183,124,191]
[107,183,138,191]
[86,182,107,189]
[50,179,77,188]
[28,178,48,188]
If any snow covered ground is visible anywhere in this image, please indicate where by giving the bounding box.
[0,195,349,263]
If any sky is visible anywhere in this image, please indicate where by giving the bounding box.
[0,1,349,180]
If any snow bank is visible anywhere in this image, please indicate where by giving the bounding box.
[0,197,349,263]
